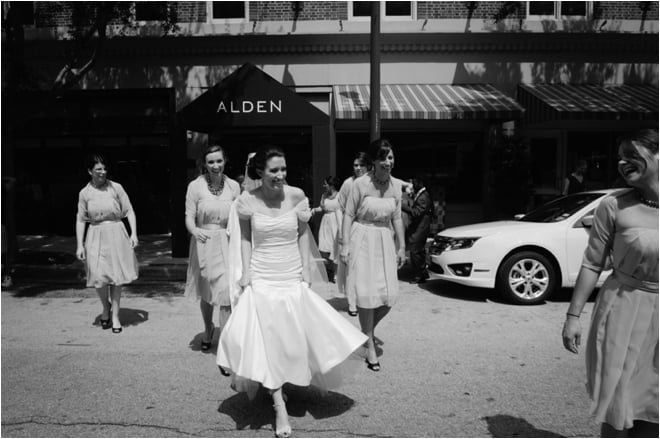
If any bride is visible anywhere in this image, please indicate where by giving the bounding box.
[217,146,367,438]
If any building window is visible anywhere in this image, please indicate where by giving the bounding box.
[135,1,168,21]
[527,1,591,19]
[9,2,35,26]
[208,1,247,22]
[349,1,415,20]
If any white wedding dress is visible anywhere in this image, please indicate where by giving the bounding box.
[217,194,367,396]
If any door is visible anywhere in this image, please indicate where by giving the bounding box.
[527,132,562,209]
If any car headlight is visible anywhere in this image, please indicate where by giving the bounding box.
[429,236,480,254]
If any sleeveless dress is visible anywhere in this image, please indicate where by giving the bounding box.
[317,194,342,261]
[344,174,402,309]
[184,176,239,307]
[77,180,138,288]
[582,189,658,430]
[216,193,367,394]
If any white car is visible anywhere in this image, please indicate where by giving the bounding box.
[427,190,623,305]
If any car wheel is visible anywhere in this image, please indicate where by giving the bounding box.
[496,251,557,305]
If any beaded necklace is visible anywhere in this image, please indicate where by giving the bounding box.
[638,191,659,209]
[372,172,391,186]
[205,173,225,196]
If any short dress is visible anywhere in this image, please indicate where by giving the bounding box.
[184,176,240,307]
[217,191,367,395]
[582,189,658,430]
[77,181,138,288]
[336,177,356,303]
[344,174,402,309]
[317,194,342,261]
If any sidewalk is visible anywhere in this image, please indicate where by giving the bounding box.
[8,234,188,284]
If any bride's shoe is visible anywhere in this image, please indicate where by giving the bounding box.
[273,402,292,438]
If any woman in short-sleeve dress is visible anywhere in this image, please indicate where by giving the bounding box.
[76,155,138,334]
[312,176,342,282]
[336,152,370,316]
[563,129,658,437]
[340,139,406,372]
[185,145,240,354]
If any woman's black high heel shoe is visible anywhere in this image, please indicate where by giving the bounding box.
[201,328,215,351]
[112,325,122,334]
[100,318,111,329]
[218,366,231,377]
[365,358,381,372]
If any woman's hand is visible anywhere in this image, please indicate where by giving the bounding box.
[340,247,350,265]
[239,271,251,290]
[562,316,582,354]
[76,246,86,261]
[302,266,313,286]
[396,247,406,269]
[192,228,209,243]
[129,234,139,248]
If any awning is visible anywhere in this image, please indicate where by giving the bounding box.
[179,63,328,131]
[518,84,659,122]
[333,84,524,120]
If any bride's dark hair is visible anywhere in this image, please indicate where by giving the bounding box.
[247,145,285,180]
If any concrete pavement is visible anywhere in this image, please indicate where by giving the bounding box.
[1,278,599,437]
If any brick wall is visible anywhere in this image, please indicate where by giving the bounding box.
[596,1,659,20]
[35,2,74,26]
[418,2,526,20]
[248,2,347,21]
[171,2,207,22]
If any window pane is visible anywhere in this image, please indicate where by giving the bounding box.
[560,1,586,16]
[212,1,245,19]
[353,1,372,17]
[13,2,35,25]
[385,1,411,16]
[529,1,555,16]
[135,2,167,21]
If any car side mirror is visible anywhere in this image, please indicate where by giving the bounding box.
[581,215,594,228]
[513,214,525,220]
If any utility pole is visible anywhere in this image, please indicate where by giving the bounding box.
[369,1,381,142]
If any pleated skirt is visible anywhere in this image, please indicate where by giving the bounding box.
[85,222,138,288]
[346,222,398,309]
[184,230,230,307]
[217,278,367,397]
[585,276,659,430]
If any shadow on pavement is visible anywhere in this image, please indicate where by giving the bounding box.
[420,279,501,303]
[218,385,355,432]
[5,282,185,298]
[9,282,89,298]
[483,414,564,437]
[117,308,149,327]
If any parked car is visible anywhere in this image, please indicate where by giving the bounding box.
[427,190,623,304]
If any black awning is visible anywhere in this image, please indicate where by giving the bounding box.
[518,84,658,123]
[178,63,328,132]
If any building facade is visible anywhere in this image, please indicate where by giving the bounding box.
[2,1,658,254]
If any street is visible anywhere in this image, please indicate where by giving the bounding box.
[2,279,598,438]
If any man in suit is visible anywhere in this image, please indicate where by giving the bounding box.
[402,177,433,283]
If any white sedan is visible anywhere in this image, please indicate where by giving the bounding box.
[427,190,622,305]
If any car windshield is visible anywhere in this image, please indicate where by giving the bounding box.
[518,193,605,223]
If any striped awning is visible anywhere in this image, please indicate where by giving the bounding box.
[333,84,524,120]
[518,84,659,122]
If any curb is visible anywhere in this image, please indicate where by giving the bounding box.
[11,263,187,284]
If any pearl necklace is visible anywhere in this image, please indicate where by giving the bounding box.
[372,172,391,186]
[205,173,225,196]
[638,191,659,209]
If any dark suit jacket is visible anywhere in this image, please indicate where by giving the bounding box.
[401,189,432,246]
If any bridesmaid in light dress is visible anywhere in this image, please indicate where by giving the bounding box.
[184,145,240,355]
[563,129,658,438]
[312,176,342,282]
[340,139,406,372]
[75,154,138,334]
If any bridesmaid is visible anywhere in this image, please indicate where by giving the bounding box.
[336,152,370,316]
[340,139,406,371]
[76,154,138,334]
[562,129,658,437]
[312,176,341,282]
[185,145,240,354]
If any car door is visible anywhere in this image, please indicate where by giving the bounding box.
[565,209,594,283]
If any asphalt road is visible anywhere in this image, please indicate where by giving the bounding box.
[1,279,599,438]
